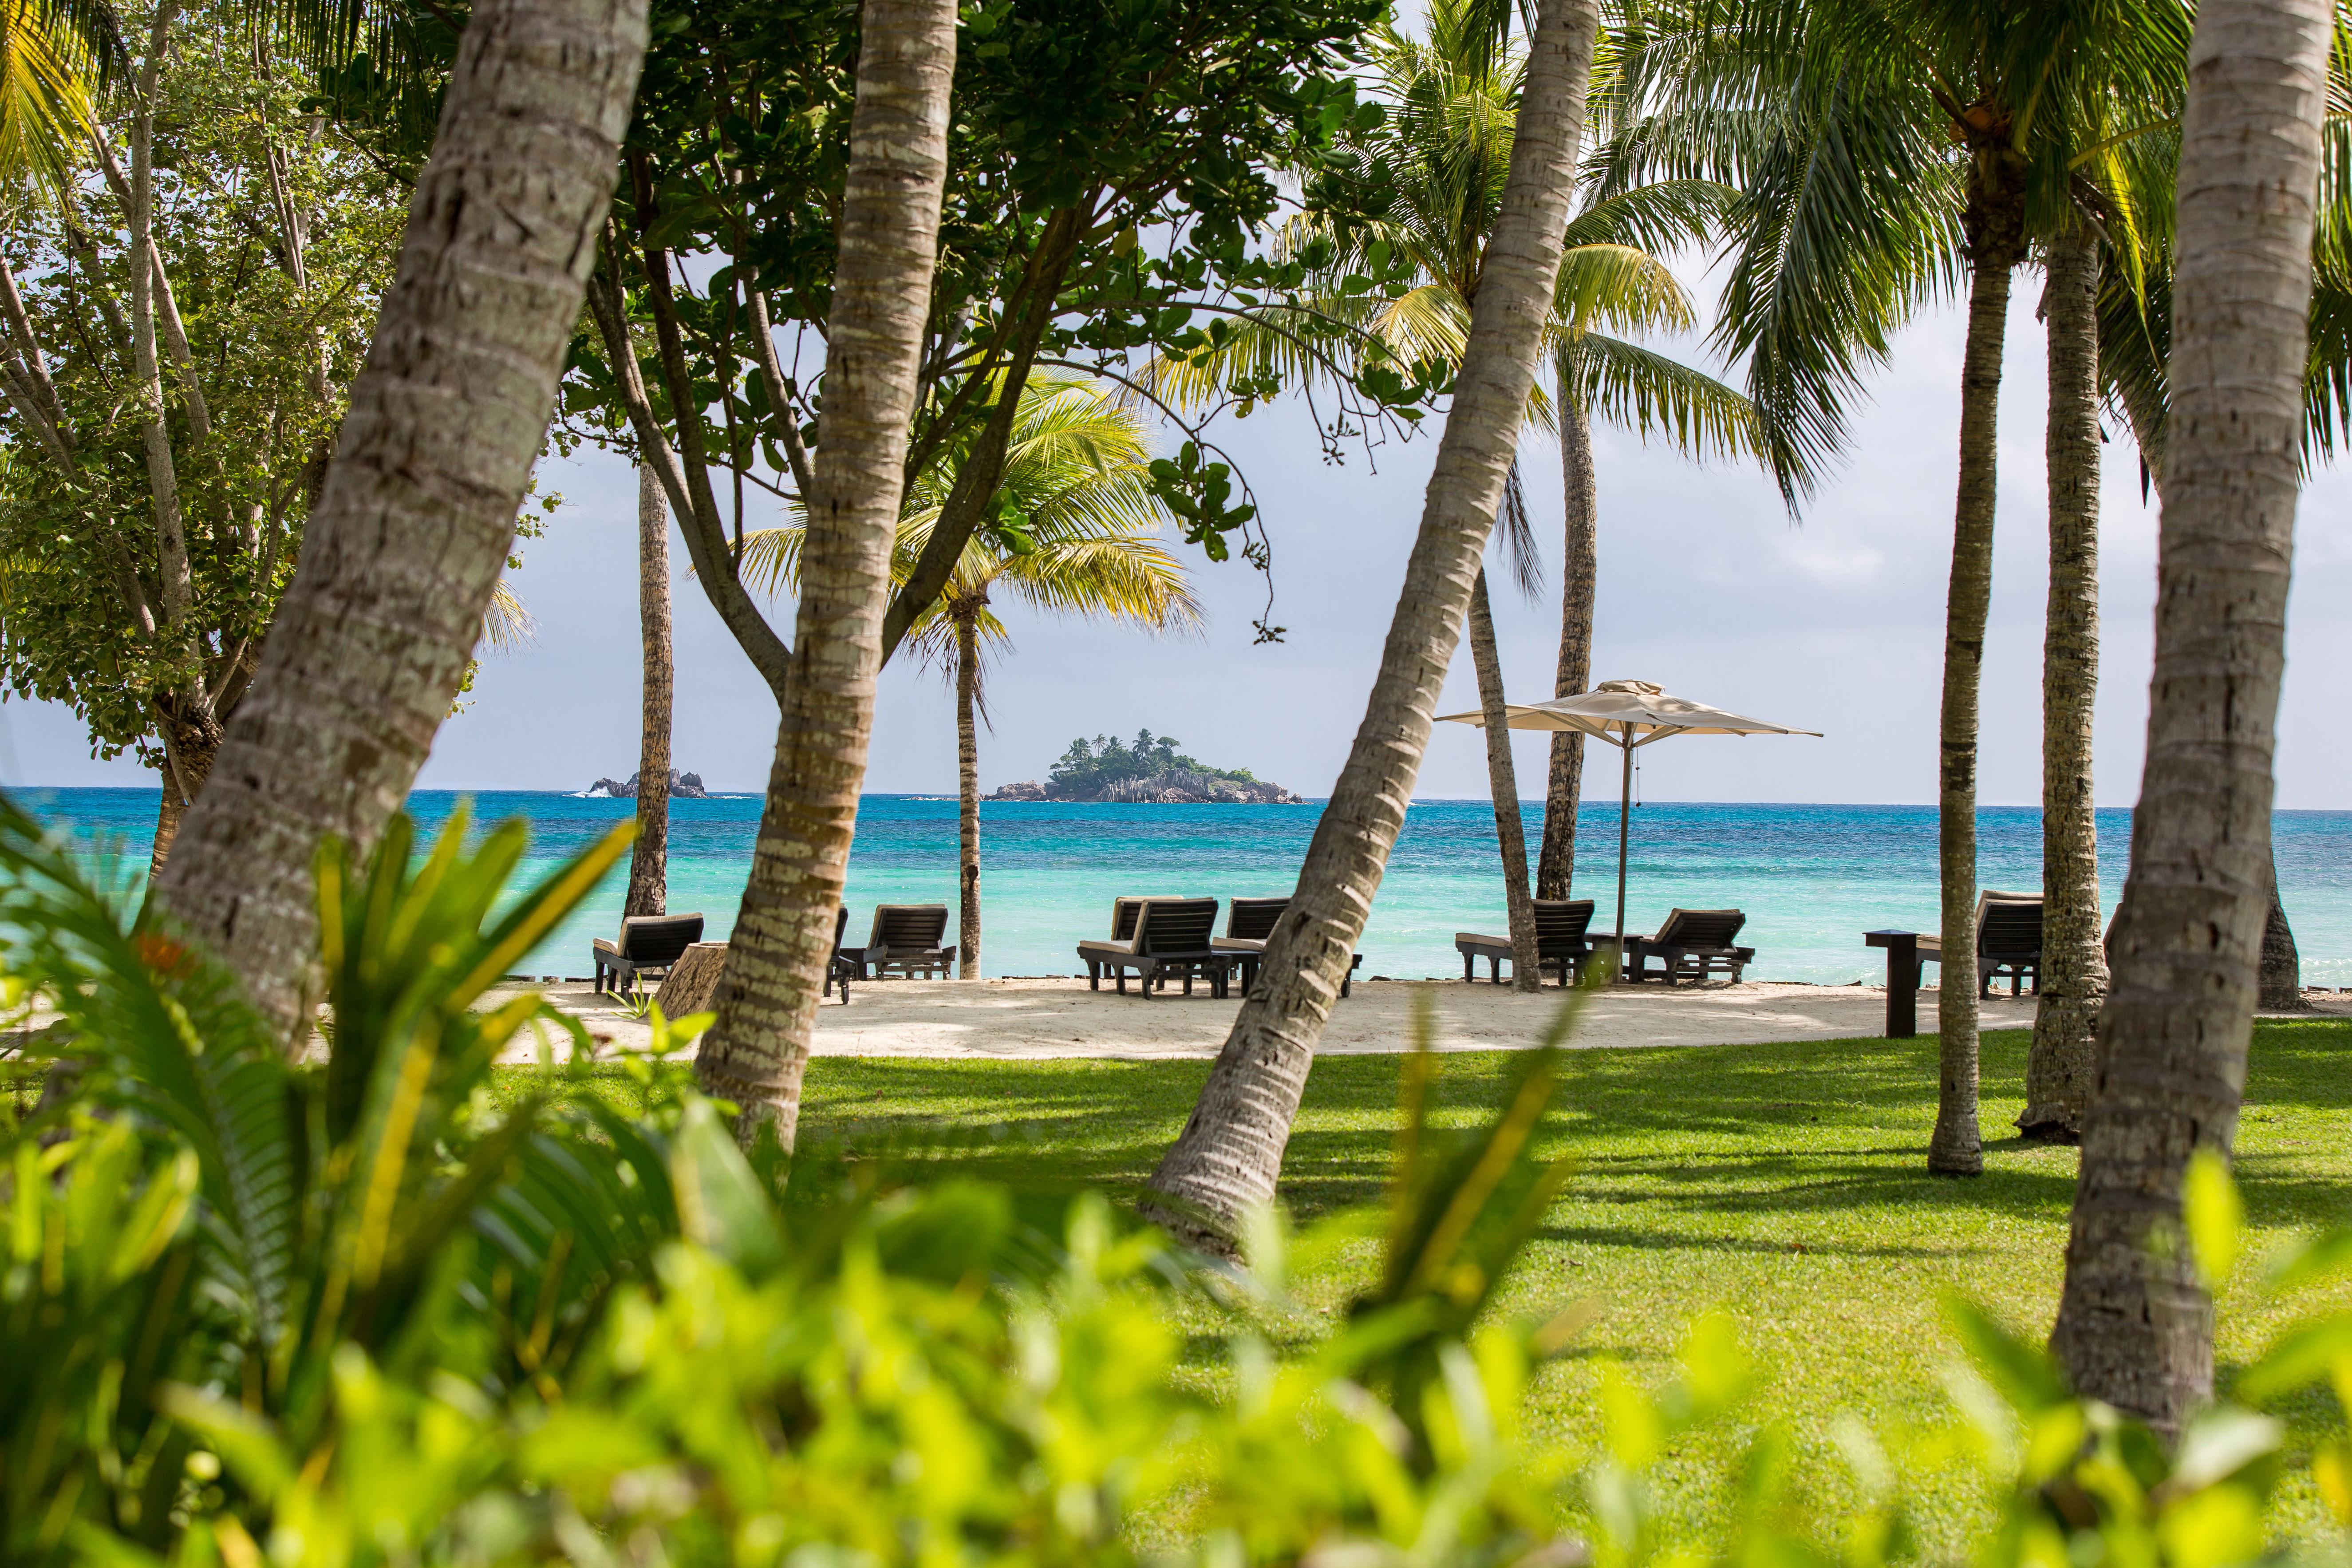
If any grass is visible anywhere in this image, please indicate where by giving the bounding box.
[520,1016,2352,1551]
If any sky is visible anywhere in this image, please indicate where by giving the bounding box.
[8,278,2351,810]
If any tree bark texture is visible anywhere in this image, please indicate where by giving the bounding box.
[956,613,982,979]
[1468,570,1540,991]
[2049,0,2328,1439]
[2022,223,2108,1143]
[2260,850,2305,1008]
[149,770,187,881]
[1538,395,1597,901]
[148,0,649,1037]
[691,0,956,1145]
[627,462,673,917]
[1140,0,1599,1252]
[1930,147,2027,1178]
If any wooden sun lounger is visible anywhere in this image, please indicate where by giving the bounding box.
[1977,889,2043,997]
[823,905,856,1003]
[841,903,956,979]
[1455,898,1597,987]
[592,912,706,996]
[1213,896,1364,998]
[1622,908,1753,985]
[1077,897,1231,997]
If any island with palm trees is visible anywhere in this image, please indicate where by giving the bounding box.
[988,731,1302,804]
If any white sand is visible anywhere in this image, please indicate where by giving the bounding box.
[489,975,2093,1062]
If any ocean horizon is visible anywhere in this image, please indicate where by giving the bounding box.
[19,786,2352,989]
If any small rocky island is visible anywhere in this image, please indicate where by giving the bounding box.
[987,730,1302,805]
[587,768,710,799]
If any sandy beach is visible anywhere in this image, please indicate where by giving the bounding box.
[484,975,2160,1062]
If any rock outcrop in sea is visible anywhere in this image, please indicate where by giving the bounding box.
[588,769,709,799]
[987,769,1301,805]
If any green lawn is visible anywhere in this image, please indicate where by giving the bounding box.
[533,1018,2352,1551]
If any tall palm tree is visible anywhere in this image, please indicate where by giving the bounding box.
[2049,0,2331,1436]
[151,0,653,1039]
[1150,0,1756,983]
[627,464,673,918]
[742,375,1200,979]
[1623,0,2190,1175]
[1141,0,1600,1254]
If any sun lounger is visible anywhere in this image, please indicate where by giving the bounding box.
[1977,889,2042,997]
[1455,899,1597,987]
[1077,897,1230,997]
[841,904,956,980]
[1622,908,1753,985]
[592,912,706,997]
[823,905,856,1003]
[1214,896,1365,998]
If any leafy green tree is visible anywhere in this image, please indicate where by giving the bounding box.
[742,374,1198,979]
[0,1,406,870]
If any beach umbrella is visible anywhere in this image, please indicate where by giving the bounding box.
[1438,679,1823,973]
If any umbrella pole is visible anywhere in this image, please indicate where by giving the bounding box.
[1614,734,1631,980]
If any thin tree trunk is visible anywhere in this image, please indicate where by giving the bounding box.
[957,613,981,979]
[2260,849,2305,1008]
[626,462,673,917]
[150,770,186,881]
[148,0,649,1038]
[127,4,190,638]
[1468,569,1540,990]
[2022,222,2108,1143]
[1929,153,2026,1177]
[691,0,956,1145]
[1140,0,1598,1253]
[1538,393,1596,901]
[2049,0,2328,1438]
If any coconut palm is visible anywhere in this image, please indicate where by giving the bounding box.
[1148,0,1759,981]
[742,373,1200,980]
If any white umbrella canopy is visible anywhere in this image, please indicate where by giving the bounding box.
[1439,680,1823,973]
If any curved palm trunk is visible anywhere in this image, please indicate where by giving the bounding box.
[627,462,673,917]
[2049,0,2329,1438]
[2261,856,2304,1008]
[1140,0,1599,1252]
[1929,152,2026,1177]
[957,613,981,979]
[149,0,648,1037]
[1537,395,1596,901]
[1468,569,1540,990]
[2021,223,2107,1142]
[691,0,957,1145]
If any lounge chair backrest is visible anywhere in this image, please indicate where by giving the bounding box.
[1134,898,1219,954]
[868,904,949,951]
[1112,895,1187,940]
[1978,894,2043,955]
[1652,908,1745,949]
[616,913,705,965]
[1531,899,1595,951]
[830,904,849,955]
[1227,897,1290,941]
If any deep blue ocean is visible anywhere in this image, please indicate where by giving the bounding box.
[18,788,2352,986]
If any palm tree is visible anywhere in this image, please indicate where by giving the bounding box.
[627,464,674,918]
[152,0,655,1039]
[1141,0,1600,1254]
[689,0,960,1148]
[1149,0,1756,984]
[741,375,1200,980]
[1624,0,2190,1174]
[2049,0,2331,1437]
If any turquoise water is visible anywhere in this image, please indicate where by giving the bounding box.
[20,787,2352,986]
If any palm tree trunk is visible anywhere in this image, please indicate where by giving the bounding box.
[2261,852,2305,1008]
[1140,0,1599,1253]
[1928,154,2027,1177]
[2049,0,2329,1438]
[626,462,673,917]
[691,0,956,1145]
[957,613,982,979]
[1537,394,1596,901]
[1543,395,1599,907]
[147,0,649,1039]
[150,770,186,881]
[1468,569,1540,991]
[2021,222,2107,1143]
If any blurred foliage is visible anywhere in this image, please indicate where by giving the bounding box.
[4,800,2352,1568]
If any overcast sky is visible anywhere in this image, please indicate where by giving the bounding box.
[10,278,2351,810]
